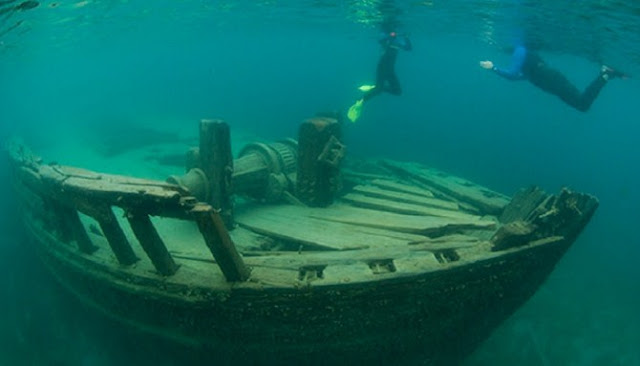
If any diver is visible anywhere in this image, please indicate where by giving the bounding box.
[347,31,412,122]
[480,45,629,112]
[0,0,38,16]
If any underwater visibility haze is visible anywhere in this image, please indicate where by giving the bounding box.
[1,0,640,365]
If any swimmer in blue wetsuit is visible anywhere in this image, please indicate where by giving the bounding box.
[347,31,412,122]
[480,45,629,112]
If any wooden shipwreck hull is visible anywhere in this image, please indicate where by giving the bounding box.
[6,119,599,365]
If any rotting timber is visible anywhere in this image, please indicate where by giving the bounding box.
[7,117,599,365]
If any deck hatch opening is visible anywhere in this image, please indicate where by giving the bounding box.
[298,265,326,282]
[434,249,460,264]
[368,259,396,274]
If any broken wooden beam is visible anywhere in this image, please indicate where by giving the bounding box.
[491,221,537,251]
[499,186,549,224]
[192,204,250,282]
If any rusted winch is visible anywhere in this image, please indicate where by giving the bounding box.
[168,117,344,220]
[168,139,298,203]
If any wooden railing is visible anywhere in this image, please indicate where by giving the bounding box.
[7,141,250,282]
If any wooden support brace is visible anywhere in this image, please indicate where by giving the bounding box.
[95,205,138,265]
[200,119,234,228]
[61,204,98,254]
[48,199,74,244]
[127,211,179,276]
[192,204,250,282]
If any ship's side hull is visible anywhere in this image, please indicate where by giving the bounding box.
[27,216,573,365]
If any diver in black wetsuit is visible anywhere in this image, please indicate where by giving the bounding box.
[363,31,412,101]
[480,45,629,112]
[347,31,412,122]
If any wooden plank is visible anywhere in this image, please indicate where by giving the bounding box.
[239,204,495,237]
[407,177,481,214]
[370,179,434,198]
[39,165,183,198]
[342,193,478,220]
[381,160,510,215]
[36,165,190,216]
[52,165,186,190]
[243,246,429,270]
[342,169,389,182]
[240,205,431,242]
[499,186,549,223]
[238,214,366,250]
[237,206,428,251]
[408,234,480,245]
[315,204,495,235]
[352,185,457,210]
[408,234,483,252]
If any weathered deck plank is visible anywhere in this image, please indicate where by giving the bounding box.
[370,179,435,198]
[352,185,456,210]
[39,165,185,202]
[381,160,510,215]
[237,204,496,239]
[236,205,429,251]
[342,193,473,219]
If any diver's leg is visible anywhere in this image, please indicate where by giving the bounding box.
[362,87,382,102]
[528,67,589,112]
[386,72,402,96]
[574,74,607,112]
[363,62,386,102]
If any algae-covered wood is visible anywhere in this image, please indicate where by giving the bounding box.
[237,203,496,237]
[32,164,191,217]
[6,133,601,366]
[352,185,457,209]
[369,179,435,198]
[236,204,427,251]
[381,160,510,214]
[341,193,474,219]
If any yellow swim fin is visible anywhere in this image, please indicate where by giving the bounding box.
[358,84,376,92]
[347,99,364,123]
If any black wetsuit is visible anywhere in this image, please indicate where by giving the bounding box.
[363,35,412,102]
[494,46,608,112]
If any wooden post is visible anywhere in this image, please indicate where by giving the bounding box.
[127,211,179,276]
[95,205,138,265]
[192,204,249,282]
[200,119,234,228]
[296,117,343,207]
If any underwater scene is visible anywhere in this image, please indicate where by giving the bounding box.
[1,0,640,365]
